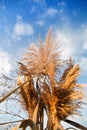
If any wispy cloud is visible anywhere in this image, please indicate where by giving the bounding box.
[0,49,11,74]
[54,24,87,73]
[79,57,87,73]
[81,25,87,50]
[36,20,44,26]
[46,8,58,16]
[31,6,36,13]
[12,15,34,40]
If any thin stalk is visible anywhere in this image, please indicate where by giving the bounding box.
[40,107,44,130]
[48,113,53,130]
[19,119,37,130]
[0,80,29,103]
[64,119,87,130]
[0,119,25,125]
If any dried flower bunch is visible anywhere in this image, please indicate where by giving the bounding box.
[18,30,84,130]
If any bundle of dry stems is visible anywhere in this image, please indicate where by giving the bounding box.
[16,30,84,130]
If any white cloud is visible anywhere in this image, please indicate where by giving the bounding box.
[36,20,44,26]
[55,29,79,59]
[13,15,34,40]
[6,38,11,46]
[16,14,22,21]
[0,50,11,74]
[46,8,58,16]
[55,32,75,59]
[14,22,33,37]
[81,25,87,50]
[79,57,87,73]
[54,24,87,73]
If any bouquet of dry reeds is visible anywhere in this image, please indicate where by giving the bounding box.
[17,30,84,130]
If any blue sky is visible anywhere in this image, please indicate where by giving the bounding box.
[0,0,87,75]
[0,0,87,129]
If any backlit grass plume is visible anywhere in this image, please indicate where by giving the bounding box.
[18,30,84,130]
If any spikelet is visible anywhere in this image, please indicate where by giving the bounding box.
[50,64,83,121]
[17,74,22,85]
[17,74,38,119]
[64,65,80,89]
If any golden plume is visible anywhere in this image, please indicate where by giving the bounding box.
[18,30,85,130]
